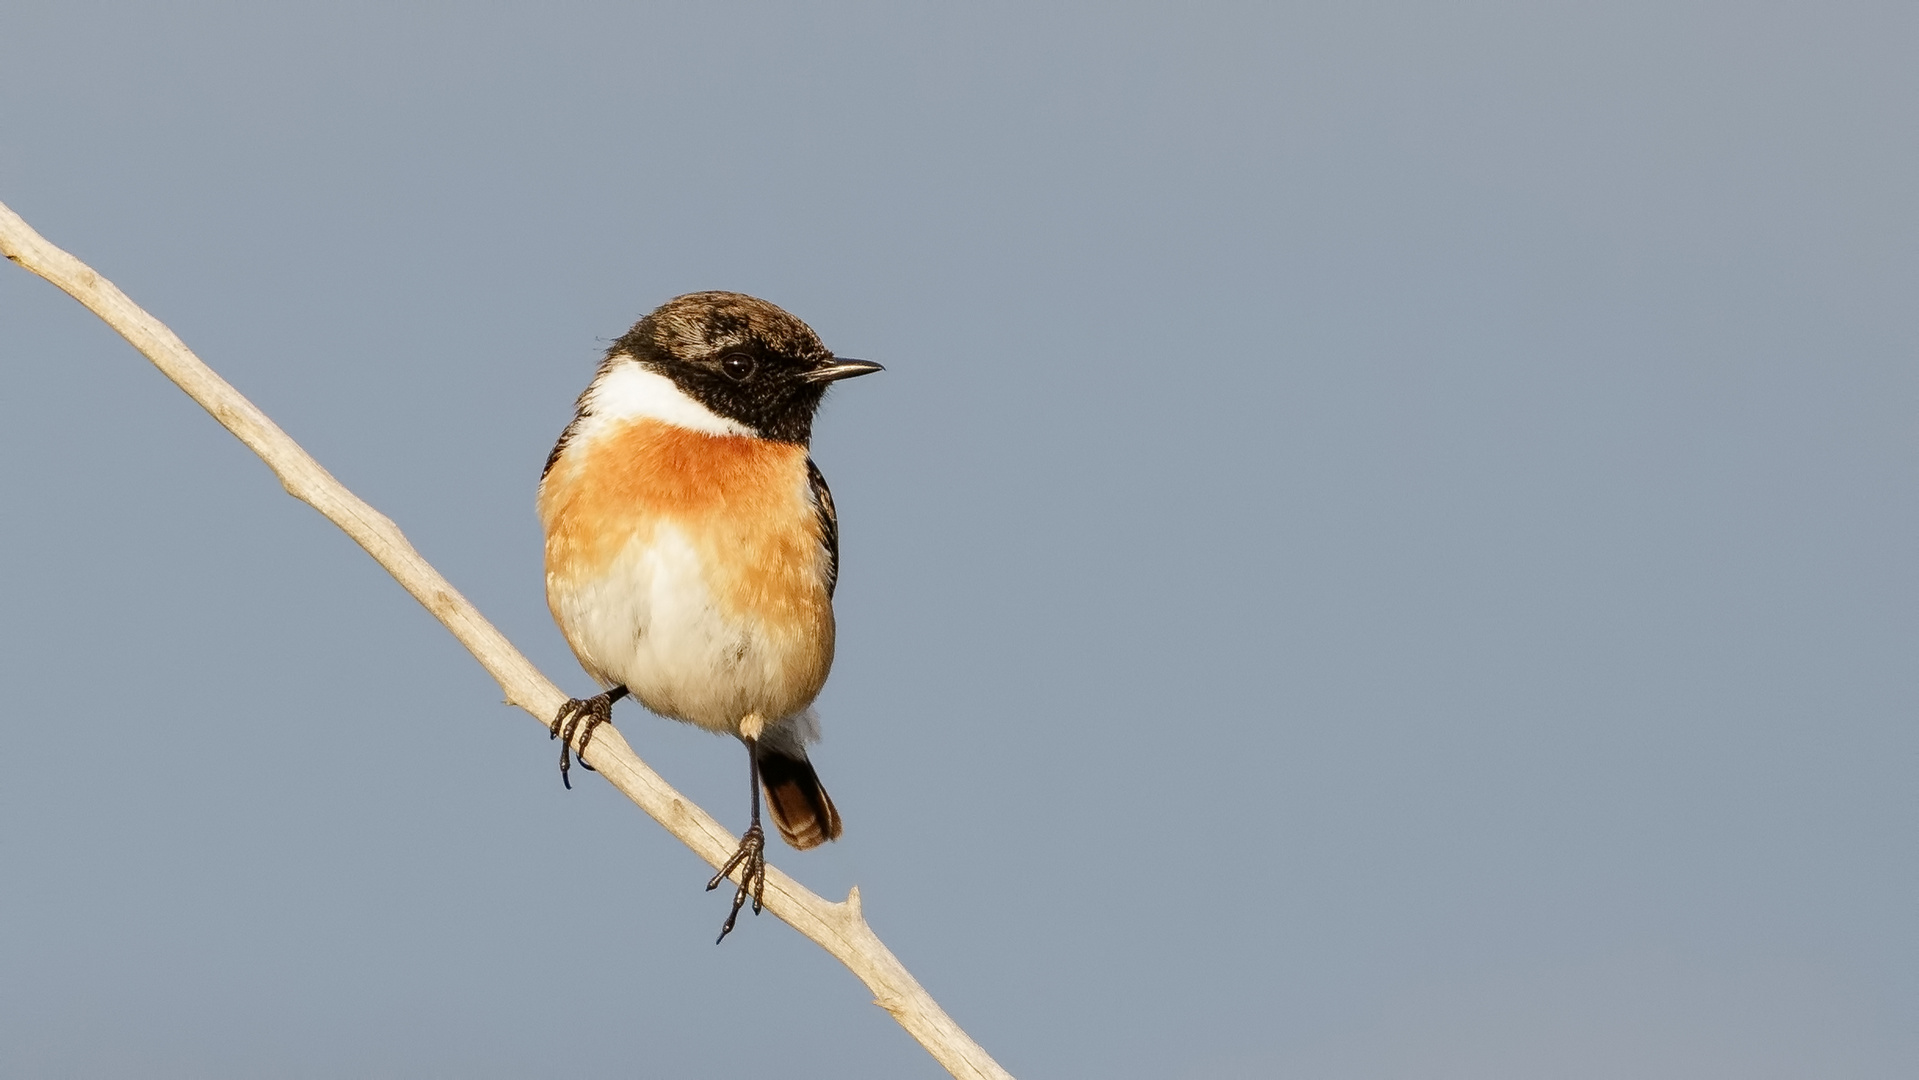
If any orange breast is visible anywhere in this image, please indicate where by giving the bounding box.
[539,419,828,633]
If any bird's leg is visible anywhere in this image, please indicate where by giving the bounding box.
[707,735,767,943]
[549,685,628,789]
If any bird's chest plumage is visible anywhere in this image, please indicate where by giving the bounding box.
[537,418,835,732]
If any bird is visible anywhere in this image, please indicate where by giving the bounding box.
[536,291,882,942]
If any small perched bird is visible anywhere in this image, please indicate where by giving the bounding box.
[537,292,882,941]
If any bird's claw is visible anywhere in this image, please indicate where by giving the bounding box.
[550,690,620,789]
[706,823,766,943]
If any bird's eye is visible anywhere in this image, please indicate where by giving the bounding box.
[720,353,757,382]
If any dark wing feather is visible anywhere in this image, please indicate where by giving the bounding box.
[541,417,577,480]
[806,457,841,598]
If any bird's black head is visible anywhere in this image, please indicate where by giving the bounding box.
[611,291,882,443]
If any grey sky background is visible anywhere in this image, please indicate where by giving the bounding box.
[1,3,1913,1077]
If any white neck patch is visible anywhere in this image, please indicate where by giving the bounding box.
[578,358,754,438]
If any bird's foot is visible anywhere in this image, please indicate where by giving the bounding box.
[705,822,767,944]
[549,687,625,789]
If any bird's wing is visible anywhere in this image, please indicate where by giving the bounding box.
[806,456,841,598]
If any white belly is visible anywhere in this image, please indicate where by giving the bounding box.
[548,523,832,733]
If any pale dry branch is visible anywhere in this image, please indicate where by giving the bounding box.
[0,197,1013,1080]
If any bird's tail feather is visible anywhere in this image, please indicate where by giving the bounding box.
[758,745,842,850]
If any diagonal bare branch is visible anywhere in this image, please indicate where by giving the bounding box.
[0,196,1013,1080]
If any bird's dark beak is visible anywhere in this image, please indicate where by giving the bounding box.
[803,357,885,383]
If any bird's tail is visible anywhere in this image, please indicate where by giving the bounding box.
[757,743,842,851]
